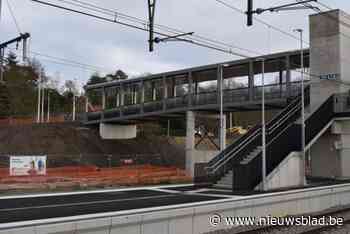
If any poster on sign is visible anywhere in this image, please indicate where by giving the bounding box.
[9,156,47,176]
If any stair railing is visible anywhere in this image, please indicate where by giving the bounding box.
[206,85,310,183]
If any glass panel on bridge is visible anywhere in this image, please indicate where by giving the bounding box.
[105,86,120,109]
[87,88,103,112]
[144,78,163,102]
[253,57,287,100]
[290,53,311,82]
[223,63,249,89]
[192,69,217,105]
[124,83,141,106]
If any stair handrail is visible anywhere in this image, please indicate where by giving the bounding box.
[267,85,310,134]
[207,124,260,167]
[207,85,310,176]
[268,99,301,134]
[207,127,261,174]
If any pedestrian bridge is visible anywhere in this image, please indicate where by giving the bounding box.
[84,49,309,124]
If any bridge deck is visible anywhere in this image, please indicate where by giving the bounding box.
[85,49,310,124]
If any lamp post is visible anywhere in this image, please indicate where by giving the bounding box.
[294,28,306,185]
[220,64,224,151]
[256,57,266,191]
[37,71,42,123]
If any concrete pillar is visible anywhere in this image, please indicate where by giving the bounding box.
[120,84,124,116]
[140,81,145,113]
[185,111,196,176]
[162,76,167,110]
[309,10,350,112]
[285,55,291,98]
[216,65,221,105]
[116,87,120,107]
[185,111,225,177]
[188,72,193,107]
[152,82,156,101]
[102,88,106,110]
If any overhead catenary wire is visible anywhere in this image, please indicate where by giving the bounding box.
[6,0,22,34]
[23,0,350,89]
[214,0,308,46]
[7,46,115,74]
[213,0,350,76]
[30,0,256,58]
[63,0,262,56]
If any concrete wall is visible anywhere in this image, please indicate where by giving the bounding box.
[332,119,350,178]
[309,10,343,113]
[310,128,341,178]
[255,152,303,190]
[3,184,350,234]
[99,123,137,139]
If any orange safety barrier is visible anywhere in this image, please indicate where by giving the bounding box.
[0,165,191,190]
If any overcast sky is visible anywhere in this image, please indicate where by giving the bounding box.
[1,0,349,89]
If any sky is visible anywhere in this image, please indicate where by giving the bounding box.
[1,0,350,90]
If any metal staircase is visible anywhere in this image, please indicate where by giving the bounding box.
[206,86,315,191]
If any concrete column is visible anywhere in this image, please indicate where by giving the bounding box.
[102,88,106,110]
[186,111,196,177]
[185,111,224,177]
[188,72,193,107]
[309,10,348,112]
[152,82,156,101]
[248,60,254,101]
[173,79,177,97]
[85,96,89,113]
[140,81,145,113]
[286,55,291,98]
[120,84,124,116]
[162,76,167,110]
[216,65,221,105]
[116,87,120,107]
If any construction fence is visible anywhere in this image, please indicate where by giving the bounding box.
[0,153,190,194]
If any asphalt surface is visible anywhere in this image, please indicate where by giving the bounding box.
[0,189,224,224]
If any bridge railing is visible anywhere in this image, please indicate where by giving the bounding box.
[86,82,308,122]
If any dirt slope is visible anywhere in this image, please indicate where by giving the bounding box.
[0,123,185,168]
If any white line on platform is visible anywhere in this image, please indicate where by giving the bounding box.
[0,183,194,200]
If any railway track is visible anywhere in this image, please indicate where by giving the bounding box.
[238,206,350,234]
[209,206,350,234]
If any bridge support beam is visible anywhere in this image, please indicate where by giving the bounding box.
[99,123,137,139]
[185,111,226,178]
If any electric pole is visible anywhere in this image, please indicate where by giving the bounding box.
[37,72,41,123]
[246,0,318,26]
[72,95,76,121]
[47,90,50,123]
[147,0,156,52]
[41,84,45,123]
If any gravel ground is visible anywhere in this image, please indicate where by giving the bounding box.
[206,206,350,234]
